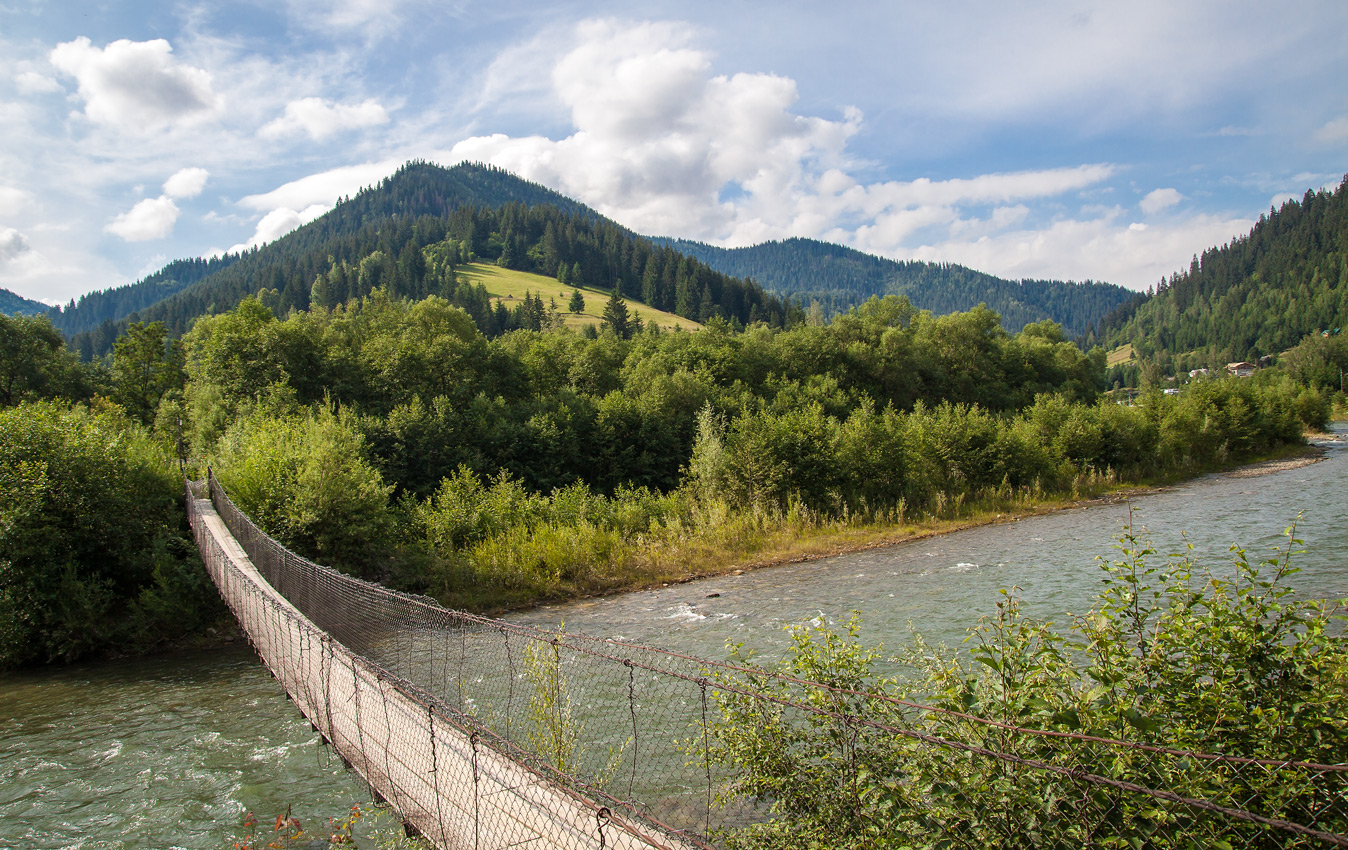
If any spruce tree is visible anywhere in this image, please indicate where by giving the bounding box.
[601,288,631,339]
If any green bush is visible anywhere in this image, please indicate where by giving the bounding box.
[723,403,842,510]
[412,465,687,593]
[706,523,1348,849]
[212,405,394,577]
[0,402,215,668]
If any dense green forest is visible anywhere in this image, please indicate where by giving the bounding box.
[0,282,1331,668]
[0,287,45,317]
[1100,175,1348,378]
[47,255,240,337]
[662,236,1132,338]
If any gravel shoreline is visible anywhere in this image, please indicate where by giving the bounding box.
[1224,448,1328,478]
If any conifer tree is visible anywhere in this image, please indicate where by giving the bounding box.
[601,288,631,339]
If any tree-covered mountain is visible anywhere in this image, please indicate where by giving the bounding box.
[1098,175,1348,374]
[48,162,600,341]
[50,160,1146,357]
[48,256,241,336]
[59,162,799,358]
[1,287,46,316]
[659,236,1133,338]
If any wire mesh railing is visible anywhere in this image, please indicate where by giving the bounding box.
[189,472,1348,849]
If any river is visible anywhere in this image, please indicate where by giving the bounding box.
[2,425,1344,848]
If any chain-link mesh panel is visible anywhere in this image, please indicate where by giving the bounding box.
[188,475,1348,849]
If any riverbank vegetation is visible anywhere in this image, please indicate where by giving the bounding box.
[0,282,1336,668]
[0,400,221,668]
[705,524,1348,848]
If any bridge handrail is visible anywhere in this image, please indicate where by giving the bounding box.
[190,475,703,850]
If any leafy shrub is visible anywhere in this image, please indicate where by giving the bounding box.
[706,523,1348,849]
[213,406,393,577]
[723,403,842,510]
[0,402,214,668]
[413,466,686,593]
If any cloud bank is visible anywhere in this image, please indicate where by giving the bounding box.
[50,37,220,131]
[13,6,1334,306]
[226,18,1280,291]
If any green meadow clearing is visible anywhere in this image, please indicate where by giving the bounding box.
[454,262,705,332]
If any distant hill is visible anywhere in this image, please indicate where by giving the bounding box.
[60,161,798,358]
[0,288,46,316]
[48,255,240,336]
[1098,175,1348,372]
[49,161,599,341]
[54,160,1142,357]
[659,237,1133,339]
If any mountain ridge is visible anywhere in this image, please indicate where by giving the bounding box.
[1097,175,1348,377]
[657,236,1133,339]
[48,162,603,341]
[0,288,47,316]
[58,162,798,357]
[51,161,1134,355]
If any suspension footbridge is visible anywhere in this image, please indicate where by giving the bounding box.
[186,474,1348,849]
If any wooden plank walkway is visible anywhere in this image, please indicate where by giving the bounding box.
[190,496,695,850]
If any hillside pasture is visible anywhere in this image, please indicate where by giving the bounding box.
[455,263,703,332]
[1107,343,1135,366]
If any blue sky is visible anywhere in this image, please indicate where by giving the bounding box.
[2,0,1345,305]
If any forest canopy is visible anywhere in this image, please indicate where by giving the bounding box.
[0,258,1333,666]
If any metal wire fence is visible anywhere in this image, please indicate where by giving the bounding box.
[188,472,1348,849]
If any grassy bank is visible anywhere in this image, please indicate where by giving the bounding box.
[423,439,1328,615]
[201,372,1331,617]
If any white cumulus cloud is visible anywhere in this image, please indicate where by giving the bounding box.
[226,159,402,254]
[259,97,390,141]
[239,159,402,212]
[0,228,32,263]
[163,167,209,199]
[103,168,209,242]
[446,19,864,240]
[223,204,330,256]
[909,211,1255,290]
[438,18,1140,278]
[1140,187,1184,215]
[49,37,219,131]
[105,196,180,241]
[182,15,1293,293]
[445,19,1277,288]
[443,20,1123,261]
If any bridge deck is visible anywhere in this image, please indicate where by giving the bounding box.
[192,496,693,850]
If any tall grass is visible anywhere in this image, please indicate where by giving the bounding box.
[400,377,1325,610]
